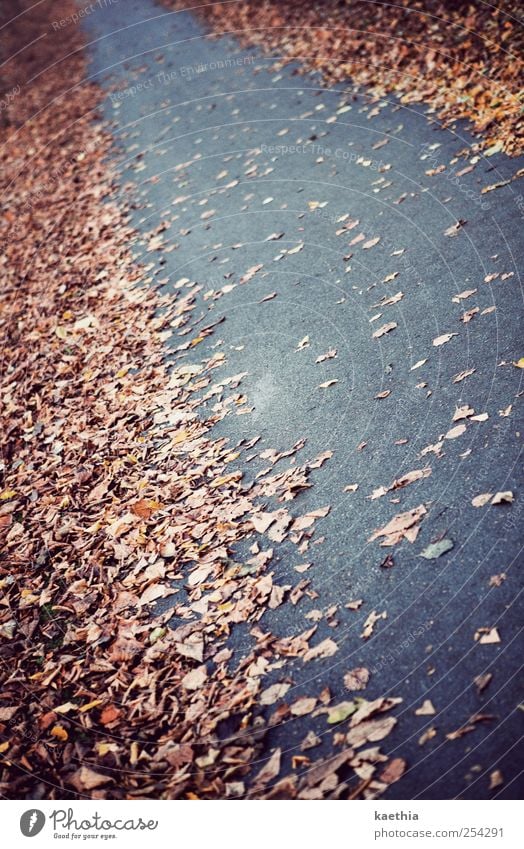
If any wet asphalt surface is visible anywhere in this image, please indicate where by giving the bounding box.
[81,0,523,799]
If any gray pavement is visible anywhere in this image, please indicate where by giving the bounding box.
[82,0,523,799]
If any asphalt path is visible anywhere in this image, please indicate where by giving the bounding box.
[82,0,523,799]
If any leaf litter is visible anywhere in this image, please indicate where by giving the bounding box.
[0,0,406,802]
[166,0,524,156]
[4,0,521,803]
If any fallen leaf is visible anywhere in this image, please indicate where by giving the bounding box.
[453,404,474,421]
[415,699,436,716]
[344,667,370,691]
[69,767,113,792]
[295,335,310,351]
[452,289,477,302]
[253,748,281,786]
[260,682,291,706]
[473,673,492,694]
[181,665,208,690]
[303,637,338,663]
[327,701,358,723]
[444,219,466,237]
[0,706,18,721]
[445,423,466,439]
[420,538,454,560]
[472,493,493,507]
[418,726,437,745]
[346,715,396,747]
[51,724,68,741]
[292,506,330,531]
[316,348,337,363]
[369,504,426,546]
[290,697,317,716]
[446,713,494,740]
[100,705,122,725]
[240,263,263,283]
[373,321,397,339]
[474,627,501,644]
[453,368,476,383]
[410,358,427,371]
[361,610,387,639]
[130,499,162,518]
[461,307,479,323]
[379,757,406,784]
[491,490,514,504]
[433,332,457,346]
[489,769,504,790]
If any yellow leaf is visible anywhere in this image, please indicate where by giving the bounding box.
[224,451,240,462]
[96,741,119,756]
[78,699,104,713]
[21,589,39,602]
[210,472,241,489]
[173,429,190,445]
[0,489,16,500]
[51,725,68,741]
[514,358,524,369]
[0,741,9,753]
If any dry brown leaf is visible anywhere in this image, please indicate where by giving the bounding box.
[473,673,492,694]
[415,699,436,716]
[344,667,370,691]
[290,697,317,716]
[474,627,501,644]
[361,610,387,639]
[373,321,397,339]
[379,757,406,784]
[369,504,426,546]
[489,769,504,790]
[491,491,514,504]
[260,682,291,706]
[69,766,113,792]
[433,332,457,346]
[253,747,281,786]
[303,638,338,663]
[182,665,208,690]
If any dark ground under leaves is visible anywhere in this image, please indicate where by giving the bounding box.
[58,0,524,799]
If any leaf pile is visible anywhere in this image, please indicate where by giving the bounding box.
[0,0,403,800]
[166,0,524,155]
